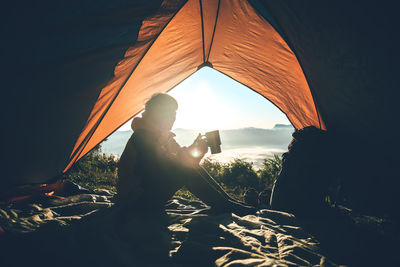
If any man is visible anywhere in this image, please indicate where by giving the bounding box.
[117,93,254,214]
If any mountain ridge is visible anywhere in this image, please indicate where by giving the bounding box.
[100,124,294,156]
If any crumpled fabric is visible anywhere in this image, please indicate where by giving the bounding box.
[0,192,337,266]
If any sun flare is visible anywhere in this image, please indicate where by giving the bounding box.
[170,81,228,131]
[117,67,290,132]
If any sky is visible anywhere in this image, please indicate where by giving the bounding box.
[118,67,290,131]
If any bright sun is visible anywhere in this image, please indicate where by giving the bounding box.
[169,81,228,131]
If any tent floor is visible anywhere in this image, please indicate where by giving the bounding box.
[0,190,398,266]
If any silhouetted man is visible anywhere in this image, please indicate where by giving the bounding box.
[117,93,254,215]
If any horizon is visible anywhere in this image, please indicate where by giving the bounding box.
[115,123,293,132]
[101,124,294,169]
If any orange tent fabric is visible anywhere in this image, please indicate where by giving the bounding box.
[6,0,400,217]
[64,0,323,172]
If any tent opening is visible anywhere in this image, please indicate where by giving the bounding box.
[99,66,293,169]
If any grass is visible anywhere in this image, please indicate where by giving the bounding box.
[62,146,282,201]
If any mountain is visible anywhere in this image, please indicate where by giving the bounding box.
[273,124,293,128]
[99,131,131,156]
[99,124,294,157]
[173,125,293,149]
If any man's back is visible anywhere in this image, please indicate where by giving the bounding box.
[117,128,184,211]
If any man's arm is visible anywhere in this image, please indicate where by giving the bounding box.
[133,129,189,183]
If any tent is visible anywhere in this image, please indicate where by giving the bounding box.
[5,0,400,215]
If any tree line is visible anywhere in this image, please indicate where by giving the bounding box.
[62,144,282,201]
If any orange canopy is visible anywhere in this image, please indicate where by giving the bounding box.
[6,0,400,218]
[64,0,323,172]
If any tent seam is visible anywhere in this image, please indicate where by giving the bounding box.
[206,0,221,62]
[248,0,324,130]
[199,0,206,63]
[64,1,188,172]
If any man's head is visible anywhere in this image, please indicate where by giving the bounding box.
[143,93,178,131]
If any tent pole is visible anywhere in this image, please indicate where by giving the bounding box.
[199,0,206,63]
[206,0,221,62]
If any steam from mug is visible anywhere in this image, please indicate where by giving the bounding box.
[205,130,222,154]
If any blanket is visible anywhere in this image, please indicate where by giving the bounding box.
[0,191,339,266]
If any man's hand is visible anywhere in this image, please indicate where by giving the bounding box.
[188,134,208,160]
[179,134,209,168]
